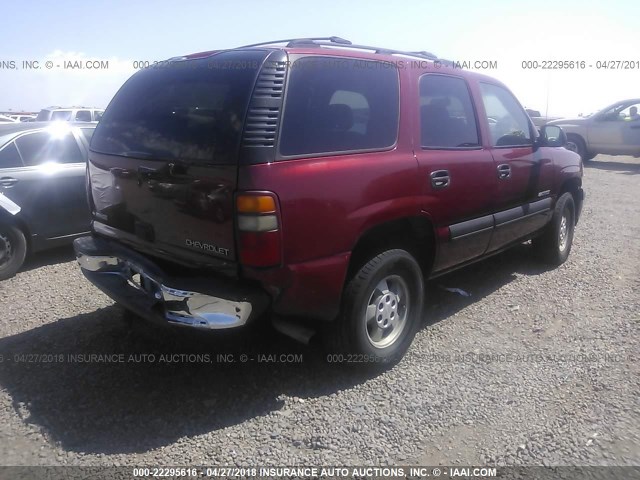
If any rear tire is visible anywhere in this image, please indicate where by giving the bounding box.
[326,249,424,365]
[533,192,575,266]
[0,223,27,280]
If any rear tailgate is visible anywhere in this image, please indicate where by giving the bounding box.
[88,50,270,269]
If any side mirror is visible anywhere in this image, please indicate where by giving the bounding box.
[538,125,566,148]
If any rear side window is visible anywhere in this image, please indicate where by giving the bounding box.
[279,57,399,156]
[479,83,532,147]
[419,75,480,148]
[75,110,92,122]
[0,142,23,168]
[94,111,104,121]
[51,110,73,121]
[15,131,83,166]
[91,50,268,164]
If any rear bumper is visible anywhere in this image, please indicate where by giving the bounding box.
[73,236,269,329]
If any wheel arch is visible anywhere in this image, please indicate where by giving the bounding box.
[565,132,590,159]
[347,215,436,283]
[0,210,32,252]
[559,177,583,224]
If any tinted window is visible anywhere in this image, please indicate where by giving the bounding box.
[51,110,73,121]
[94,111,104,121]
[0,142,23,168]
[479,83,532,147]
[279,57,399,156]
[75,110,92,122]
[419,75,479,148]
[329,90,370,134]
[15,131,83,166]
[91,50,268,164]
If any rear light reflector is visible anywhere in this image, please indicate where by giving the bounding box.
[238,230,281,267]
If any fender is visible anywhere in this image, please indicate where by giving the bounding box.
[0,192,21,215]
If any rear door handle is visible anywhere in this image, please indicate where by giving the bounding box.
[497,164,511,179]
[430,170,450,189]
[0,177,18,187]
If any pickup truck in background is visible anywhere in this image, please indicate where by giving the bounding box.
[546,99,640,161]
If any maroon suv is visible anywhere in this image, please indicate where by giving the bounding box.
[74,37,584,362]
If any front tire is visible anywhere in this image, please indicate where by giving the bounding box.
[0,223,27,280]
[533,192,575,265]
[327,249,424,364]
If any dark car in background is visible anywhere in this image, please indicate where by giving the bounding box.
[0,122,95,279]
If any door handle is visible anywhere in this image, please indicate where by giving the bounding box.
[430,170,450,189]
[0,177,18,187]
[497,164,511,179]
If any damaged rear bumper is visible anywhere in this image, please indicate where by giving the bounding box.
[73,235,269,329]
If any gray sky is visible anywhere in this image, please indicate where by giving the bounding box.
[2,0,638,117]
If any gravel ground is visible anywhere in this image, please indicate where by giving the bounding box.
[0,155,638,468]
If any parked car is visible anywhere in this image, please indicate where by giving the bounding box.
[10,115,37,122]
[546,99,640,161]
[0,122,95,279]
[74,37,584,363]
[0,115,18,123]
[525,108,561,128]
[35,107,104,123]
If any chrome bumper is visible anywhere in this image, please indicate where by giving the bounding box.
[74,236,267,329]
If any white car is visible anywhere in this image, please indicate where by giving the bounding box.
[0,115,18,123]
[35,107,104,122]
[9,115,36,122]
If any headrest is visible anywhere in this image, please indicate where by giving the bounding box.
[322,104,354,131]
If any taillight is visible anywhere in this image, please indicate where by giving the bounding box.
[236,192,281,267]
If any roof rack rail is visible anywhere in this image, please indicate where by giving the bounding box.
[235,38,447,65]
[305,41,440,61]
[238,37,352,48]
[237,38,441,63]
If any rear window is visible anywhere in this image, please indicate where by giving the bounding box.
[91,50,268,164]
[279,57,399,156]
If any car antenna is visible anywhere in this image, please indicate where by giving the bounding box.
[545,72,550,120]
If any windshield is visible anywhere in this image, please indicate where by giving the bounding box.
[91,50,268,164]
